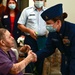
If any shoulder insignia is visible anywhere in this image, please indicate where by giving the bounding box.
[26,7,33,10]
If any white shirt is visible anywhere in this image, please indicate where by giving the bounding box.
[18,6,47,36]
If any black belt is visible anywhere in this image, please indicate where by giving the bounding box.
[37,35,46,37]
[25,34,46,37]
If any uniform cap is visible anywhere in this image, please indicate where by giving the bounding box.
[41,4,63,21]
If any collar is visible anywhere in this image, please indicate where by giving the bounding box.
[33,6,46,11]
[59,21,66,37]
[59,22,65,33]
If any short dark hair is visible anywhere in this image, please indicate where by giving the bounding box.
[0,28,7,40]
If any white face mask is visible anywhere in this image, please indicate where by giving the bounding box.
[34,1,44,8]
[8,4,16,10]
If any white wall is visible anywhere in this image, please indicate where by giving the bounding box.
[3,0,7,6]
[29,0,34,7]
[46,0,75,23]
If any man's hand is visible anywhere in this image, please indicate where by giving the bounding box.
[29,29,37,40]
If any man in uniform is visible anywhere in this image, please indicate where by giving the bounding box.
[18,0,47,74]
[36,4,75,75]
[0,28,37,75]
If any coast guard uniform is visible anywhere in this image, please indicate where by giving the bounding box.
[36,4,75,75]
[18,6,47,37]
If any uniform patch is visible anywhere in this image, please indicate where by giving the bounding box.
[62,36,70,46]
[29,14,35,16]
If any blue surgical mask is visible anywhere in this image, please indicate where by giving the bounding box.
[46,25,57,32]
[8,4,16,10]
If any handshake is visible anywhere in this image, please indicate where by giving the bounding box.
[19,44,37,62]
[17,36,37,63]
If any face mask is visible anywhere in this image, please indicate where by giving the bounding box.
[34,1,44,8]
[46,25,57,32]
[8,4,16,10]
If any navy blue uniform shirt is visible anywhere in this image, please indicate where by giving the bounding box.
[36,21,75,75]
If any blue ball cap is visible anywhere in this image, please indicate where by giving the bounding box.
[41,4,63,21]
